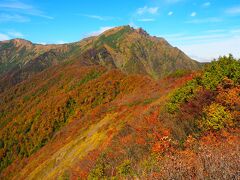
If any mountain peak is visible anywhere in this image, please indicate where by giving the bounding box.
[99,25,134,36]
[101,25,150,37]
[0,38,33,48]
[11,38,33,46]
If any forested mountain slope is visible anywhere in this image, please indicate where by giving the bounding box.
[0,55,239,179]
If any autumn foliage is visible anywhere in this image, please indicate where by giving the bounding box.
[0,55,239,179]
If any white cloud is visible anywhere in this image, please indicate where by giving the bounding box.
[161,29,240,61]
[167,34,228,42]
[88,26,113,37]
[162,28,240,43]
[8,31,24,37]
[190,12,197,17]
[56,40,68,44]
[0,1,32,10]
[164,0,182,4]
[185,17,222,24]
[204,29,226,33]
[168,11,173,16]
[179,36,240,61]
[137,18,155,22]
[230,29,240,34]
[0,33,10,41]
[0,0,53,20]
[0,13,29,22]
[226,6,240,15]
[137,6,159,15]
[161,33,185,39]
[81,14,114,21]
[0,30,23,41]
[129,22,138,29]
[83,15,104,20]
[202,2,211,7]
[37,42,47,45]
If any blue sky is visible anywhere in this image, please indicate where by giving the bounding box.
[0,0,240,61]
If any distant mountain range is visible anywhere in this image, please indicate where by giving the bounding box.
[0,25,201,92]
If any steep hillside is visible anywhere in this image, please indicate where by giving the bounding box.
[85,26,200,78]
[0,55,239,179]
[0,58,193,179]
[0,26,201,92]
[0,57,170,175]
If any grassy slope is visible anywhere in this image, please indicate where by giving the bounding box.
[22,113,119,179]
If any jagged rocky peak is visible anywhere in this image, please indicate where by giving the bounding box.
[104,25,149,36]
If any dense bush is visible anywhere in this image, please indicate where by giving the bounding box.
[167,54,239,113]
[200,103,233,131]
[167,69,191,78]
[88,164,106,180]
[167,79,200,113]
[201,54,240,90]
[165,55,239,140]
[117,160,133,177]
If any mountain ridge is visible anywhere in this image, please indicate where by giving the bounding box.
[0,25,201,92]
